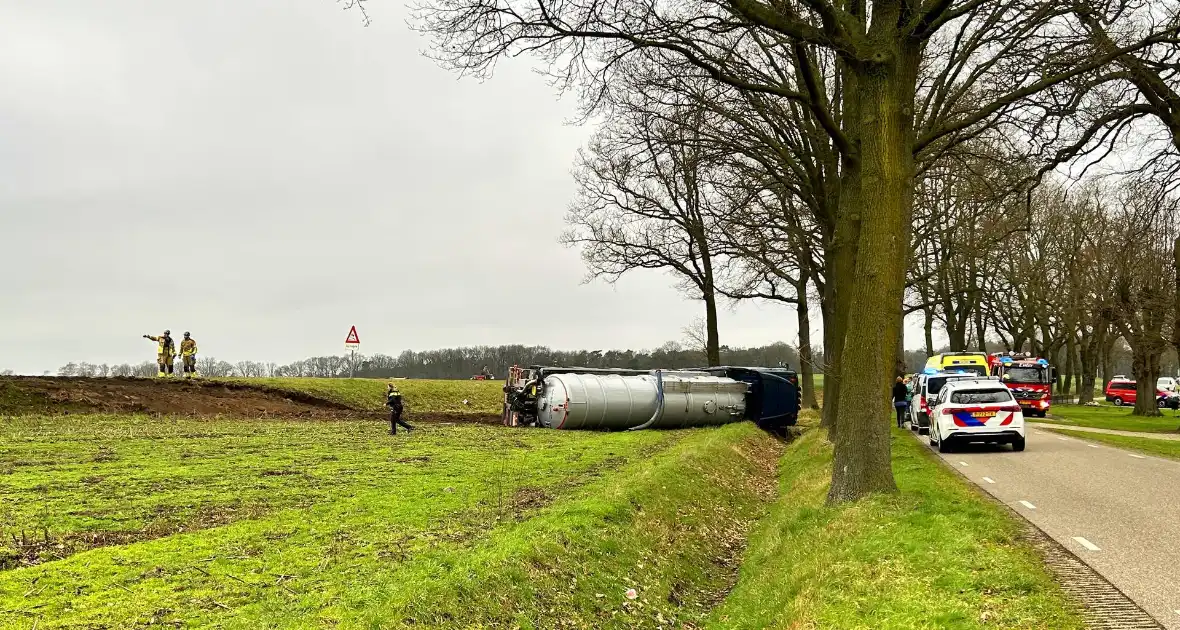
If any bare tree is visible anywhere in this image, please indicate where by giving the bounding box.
[563,106,731,366]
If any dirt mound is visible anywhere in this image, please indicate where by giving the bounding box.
[0,377,362,418]
[0,377,504,424]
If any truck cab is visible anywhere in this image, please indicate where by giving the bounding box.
[987,352,1054,418]
[925,352,990,377]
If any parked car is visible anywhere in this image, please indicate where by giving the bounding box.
[908,370,982,435]
[1157,376,1178,393]
[928,378,1026,453]
[1104,378,1175,407]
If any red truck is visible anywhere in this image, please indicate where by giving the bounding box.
[987,352,1055,417]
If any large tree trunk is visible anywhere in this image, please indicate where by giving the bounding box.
[1101,332,1116,391]
[1078,326,1101,405]
[820,179,861,430]
[701,290,721,367]
[923,306,934,355]
[827,37,917,505]
[797,278,818,409]
[1131,343,1163,417]
[1063,334,1076,397]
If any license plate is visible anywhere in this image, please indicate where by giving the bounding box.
[971,411,996,418]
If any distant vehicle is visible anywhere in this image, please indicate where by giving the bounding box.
[928,378,1026,453]
[925,352,990,377]
[1157,377,1178,393]
[987,352,1055,418]
[908,369,982,435]
[1104,378,1175,407]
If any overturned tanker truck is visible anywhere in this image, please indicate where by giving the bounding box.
[500,365,801,433]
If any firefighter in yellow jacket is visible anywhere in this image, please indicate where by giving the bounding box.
[179,332,199,379]
[143,330,176,377]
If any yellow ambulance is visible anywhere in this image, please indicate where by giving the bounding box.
[924,352,990,377]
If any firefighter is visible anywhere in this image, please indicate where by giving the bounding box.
[179,332,199,379]
[143,330,176,377]
[386,383,414,434]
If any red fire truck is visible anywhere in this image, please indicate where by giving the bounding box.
[987,352,1055,417]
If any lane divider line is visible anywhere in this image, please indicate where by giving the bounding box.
[982,477,996,484]
[1088,444,1100,448]
[959,461,969,467]
[1129,454,1147,459]
[1073,537,1101,551]
[1019,500,1036,509]
[1057,437,1070,441]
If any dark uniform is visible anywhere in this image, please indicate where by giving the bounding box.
[387,385,414,434]
[892,378,909,428]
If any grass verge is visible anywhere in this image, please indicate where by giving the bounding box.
[227,377,505,415]
[0,414,781,628]
[1041,427,1180,461]
[705,427,1084,629]
[1040,404,1180,434]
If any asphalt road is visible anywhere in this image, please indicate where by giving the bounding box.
[916,425,1180,628]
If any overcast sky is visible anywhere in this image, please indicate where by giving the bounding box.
[0,0,935,375]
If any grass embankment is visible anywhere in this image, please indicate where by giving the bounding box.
[1041,427,1180,461]
[229,377,505,415]
[0,414,781,628]
[706,427,1084,630]
[1041,404,1180,434]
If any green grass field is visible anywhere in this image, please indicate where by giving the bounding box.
[227,377,505,415]
[1041,427,1180,461]
[1041,404,1180,434]
[1,377,1085,628]
[705,427,1083,629]
[0,413,783,628]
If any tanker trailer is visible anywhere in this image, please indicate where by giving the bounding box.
[501,365,800,432]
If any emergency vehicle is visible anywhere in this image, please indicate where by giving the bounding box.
[908,369,980,434]
[928,378,1026,453]
[925,352,990,377]
[987,352,1055,418]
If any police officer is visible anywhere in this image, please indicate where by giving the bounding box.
[386,383,414,434]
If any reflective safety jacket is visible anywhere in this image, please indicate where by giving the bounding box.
[148,335,175,356]
[180,339,198,356]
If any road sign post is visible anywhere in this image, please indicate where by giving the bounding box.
[345,326,360,378]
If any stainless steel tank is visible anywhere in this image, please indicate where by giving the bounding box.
[535,371,748,430]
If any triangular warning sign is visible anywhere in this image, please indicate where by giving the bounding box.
[345,326,360,344]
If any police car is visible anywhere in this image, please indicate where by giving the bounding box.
[927,377,1026,453]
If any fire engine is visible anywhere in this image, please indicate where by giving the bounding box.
[987,352,1055,417]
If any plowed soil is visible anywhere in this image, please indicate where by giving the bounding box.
[0,376,503,423]
[0,376,362,417]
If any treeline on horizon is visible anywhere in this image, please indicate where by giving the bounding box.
[29,338,1166,381]
[43,341,810,380]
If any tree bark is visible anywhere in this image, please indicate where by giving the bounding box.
[1064,334,1076,397]
[923,306,934,355]
[798,298,818,409]
[820,177,861,430]
[1131,344,1163,417]
[827,35,917,505]
[703,290,721,367]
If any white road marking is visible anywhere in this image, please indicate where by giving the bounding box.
[1088,444,1100,449]
[1057,437,1070,441]
[982,477,996,484]
[1073,537,1101,551]
[958,461,969,467]
[1019,500,1036,509]
[1129,454,1147,459]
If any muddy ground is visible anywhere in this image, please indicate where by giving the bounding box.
[0,377,499,423]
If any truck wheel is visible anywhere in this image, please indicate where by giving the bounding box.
[1012,436,1026,452]
[1112,397,1123,406]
